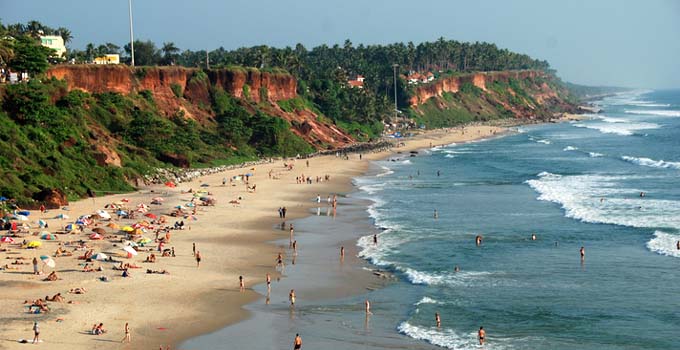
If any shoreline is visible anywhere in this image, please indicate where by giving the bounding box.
[0,123,505,350]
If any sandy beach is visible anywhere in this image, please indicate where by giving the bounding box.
[0,124,503,350]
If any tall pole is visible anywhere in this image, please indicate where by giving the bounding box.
[392,64,399,121]
[128,0,135,66]
[206,50,209,69]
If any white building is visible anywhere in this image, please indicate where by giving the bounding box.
[40,35,66,57]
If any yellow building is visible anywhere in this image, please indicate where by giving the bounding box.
[93,54,120,65]
[39,35,66,57]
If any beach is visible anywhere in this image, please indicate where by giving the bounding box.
[0,125,502,350]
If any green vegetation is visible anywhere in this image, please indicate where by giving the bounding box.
[170,83,182,98]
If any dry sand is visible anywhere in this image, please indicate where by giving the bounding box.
[0,125,503,350]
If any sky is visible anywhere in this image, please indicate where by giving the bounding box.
[3,0,679,88]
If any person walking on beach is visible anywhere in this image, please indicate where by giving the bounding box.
[293,333,302,350]
[192,243,196,256]
[365,299,372,315]
[32,321,40,344]
[340,246,345,259]
[316,194,321,203]
[478,326,486,345]
[276,252,285,269]
[435,312,441,328]
[120,322,131,343]
[292,240,298,255]
[266,273,271,291]
[239,275,245,292]
[289,289,296,306]
[289,224,295,244]
[32,257,39,275]
[195,251,202,268]
[282,207,287,219]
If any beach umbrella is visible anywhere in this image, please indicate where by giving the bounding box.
[144,213,157,219]
[107,222,120,229]
[123,245,138,256]
[89,233,103,240]
[96,210,111,220]
[55,214,69,219]
[41,233,57,240]
[0,236,15,243]
[17,210,30,216]
[121,226,134,232]
[136,237,152,245]
[164,181,176,188]
[104,203,117,209]
[116,210,128,216]
[92,252,108,261]
[38,220,47,228]
[40,255,55,268]
[184,215,198,221]
[136,207,148,213]
[26,241,42,248]
[132,228,144,236]
[65,223,76,231]
[121,198,130,203]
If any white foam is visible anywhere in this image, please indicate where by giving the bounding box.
[526,172,680,229]
[588,152,604,158]
[415,296,442,305]
[398,322,481,350]
[375,165,394,177]
[646,230,680,258]
[572,121,659,136]
[563,146,578,151]
[628,101,671,107]
[535,139,551,145]
[621,156,680,170]
[624,109,680,117]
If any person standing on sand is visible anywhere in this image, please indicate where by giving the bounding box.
[365,299,372,315]
[478,326,486,345]
[32,257,39,275]
[282,207,287,219]
[239,276,245,292]
[340,246,345,259]
[32,321,40,344]
[121,322,131,343]
[192,243,196,256]
[289,289,296,306]
[292,240,298,255]
[435,312,441,328]
[293,333,302,350]
[316,194,321,203]
[195,251,202,268]
[266,273,271,291]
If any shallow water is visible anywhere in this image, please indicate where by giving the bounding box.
[356,89,680,349]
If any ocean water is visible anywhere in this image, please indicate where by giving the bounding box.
[355,89,680,349]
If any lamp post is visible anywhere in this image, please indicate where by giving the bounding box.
[392,64,399,121]
[128,0,135,66]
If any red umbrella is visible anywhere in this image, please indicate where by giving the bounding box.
[0,236,15,243]
[164,181,176,188]
[144,213,157,219]
[89,233,103,240]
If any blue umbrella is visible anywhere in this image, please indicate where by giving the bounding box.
[17,211,30,216]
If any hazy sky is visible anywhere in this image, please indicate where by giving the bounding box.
[3,0,679,88]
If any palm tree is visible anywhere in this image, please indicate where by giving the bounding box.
[161,42,179,65]
[57,27,73,45]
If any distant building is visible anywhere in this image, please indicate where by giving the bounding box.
[94,54,120,65]
[406,71,435,85]
[347,74,365,89]
[39,35,66,57]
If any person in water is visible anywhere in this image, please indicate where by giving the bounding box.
[580,246,585,260]
[478,326,486,345]
[475,235,483,246]
[435,312,441,328]
[293,334,302,350]
[531,233,537,241]
[433,210,438,219]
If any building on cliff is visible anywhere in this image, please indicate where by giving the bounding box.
[40,35,66,57]
[347,75,365,88]
[94,54,120,65]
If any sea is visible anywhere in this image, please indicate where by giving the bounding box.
[182,89,680,350]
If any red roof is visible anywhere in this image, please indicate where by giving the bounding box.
[348,80,364,87]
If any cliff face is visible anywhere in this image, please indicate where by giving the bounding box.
[410,70,544,106]
[46,65,352,149]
